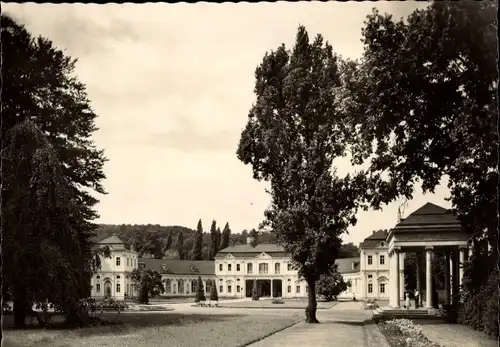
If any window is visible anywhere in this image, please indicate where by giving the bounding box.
[287,286,291,293]
[287,263,293,271]
[368,274,373,279]
[275,263,280,274]
[179,279,184,294]
[165,279,171,293]
[296,286,300,294]
[116,283,121,293]
[191,280,197,293]
[116,257,121,266]
[237,264,240,271]
[96,275,100,279]
[96,283,100,292]
[219,285,223,293]
[380,255,385,265]
[368,283,373,293]
[259,263,268,274]
[228,264,232,271]
[380,283,385,294]
[206,279,212,293]
[237,285,240,293]
[367,255,372,265]
[219,264,223,271]
[247,263,253,274]
[116,275,120,279]
[173,284,177,294]
[228,285,232,293]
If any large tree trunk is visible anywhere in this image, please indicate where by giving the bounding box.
[305,278,319,323]
[13,290,28,328]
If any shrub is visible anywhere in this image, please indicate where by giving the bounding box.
[251,280,259,301]
[209,285,219,301]
[195,276,206,303]
[379,319,443,347]
[272,299,284,304]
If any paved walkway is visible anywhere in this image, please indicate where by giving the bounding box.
[421,323,498,347]
[247,301,389,347]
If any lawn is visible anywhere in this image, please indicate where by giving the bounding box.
[218,298,338,309]
[2,312,301,347]
[149,296,239,305]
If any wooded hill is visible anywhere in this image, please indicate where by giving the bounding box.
[94,223,360,260]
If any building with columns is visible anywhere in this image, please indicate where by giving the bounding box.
[386,202,469,309]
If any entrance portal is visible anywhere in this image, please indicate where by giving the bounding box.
[272,279,283,298]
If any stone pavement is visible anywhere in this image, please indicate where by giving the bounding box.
[247,301,389,347]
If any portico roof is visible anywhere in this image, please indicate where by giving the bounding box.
[387,202,468,251]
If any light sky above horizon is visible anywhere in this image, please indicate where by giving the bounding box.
[6,1,452,246]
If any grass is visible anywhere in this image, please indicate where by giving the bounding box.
[2,312,301,347]
[218,298,338,309]
[148,296,239,305]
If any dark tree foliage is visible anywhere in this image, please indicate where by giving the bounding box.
[165,230,173,252]
[192,219,203,260]
[220,223,231,250]
[176,231,185,260]
[209,220,218,260]
[209,284,219,301]
[341,2,498,336]
[130,268,165,304]
[237,26,366,323]
[249,229,259,248]
[195,276,206,303]
[2,15,108,327]
[216,227,222,250]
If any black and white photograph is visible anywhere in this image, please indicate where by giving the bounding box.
[1,1,498,347]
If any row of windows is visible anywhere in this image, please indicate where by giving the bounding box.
[367,283,386,294]
[216,284,309,294]
[115,256,137,267]
[219,262,294,273]
[164,279,214,294]
[367,255,385,266]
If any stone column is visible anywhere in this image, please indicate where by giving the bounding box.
[399,252,405,301]
[270,279,274,298]
[394,248,401,308]
[444,253,451,305]
[459,246,468,287]
[416,252,421,307]
[363,272,367,299]
[451,249,459,303]
[425,247,433,309]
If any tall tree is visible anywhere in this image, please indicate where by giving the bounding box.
[176,231,185,260]
[209,220,218,260]
[130,268,165,304]
[192,219,203,260]
[237,26,365,323]
[249,229,259,248]
[342,2,498,335]
[220,223,231,250]
[164,230,173,252]
[216,227,222,251]
[316,265,349,301]
[2,15,108,327]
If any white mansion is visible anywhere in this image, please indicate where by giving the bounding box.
[92,202,466,308]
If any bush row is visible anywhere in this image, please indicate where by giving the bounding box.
[378,318,442,347]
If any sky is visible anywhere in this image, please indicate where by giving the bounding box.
[6,1,452,246]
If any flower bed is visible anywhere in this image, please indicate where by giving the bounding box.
[378,318,443,347]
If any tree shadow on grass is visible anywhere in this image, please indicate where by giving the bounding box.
[2,312,246,336]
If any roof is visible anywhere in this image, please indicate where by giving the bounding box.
[139,259,215,276]
[98,235,127,245]
[335,257,360,274]
[360,230,389,249]
[392,202,461,231]
[215,243,288,258]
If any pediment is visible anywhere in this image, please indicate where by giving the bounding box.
[225,253,234,259]
[256,252,272,259]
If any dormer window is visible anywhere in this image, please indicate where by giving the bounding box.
[380,242,385,247]
[189,265,198,273]
[116,275,120,279]
[139,262,146,269]
[161,264,169,271]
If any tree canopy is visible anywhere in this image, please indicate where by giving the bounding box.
[1,14,108,327]
[237,26,366,323]
[193,219,203,260]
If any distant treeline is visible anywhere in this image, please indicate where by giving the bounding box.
[94,223,360,260]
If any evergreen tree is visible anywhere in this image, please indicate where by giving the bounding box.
[192,219,203,260]
[249,229,259,248]
[216,227,222,251]
[209,283,219,301]
[209,220,218,260]
[220,223,231,250]
[164,230,173,253]
[195,276,206,303]
[176,231,184,260]
[2,15,107,327]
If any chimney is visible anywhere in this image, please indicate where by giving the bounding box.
[397,207,402,223]
[246,236,255,245]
